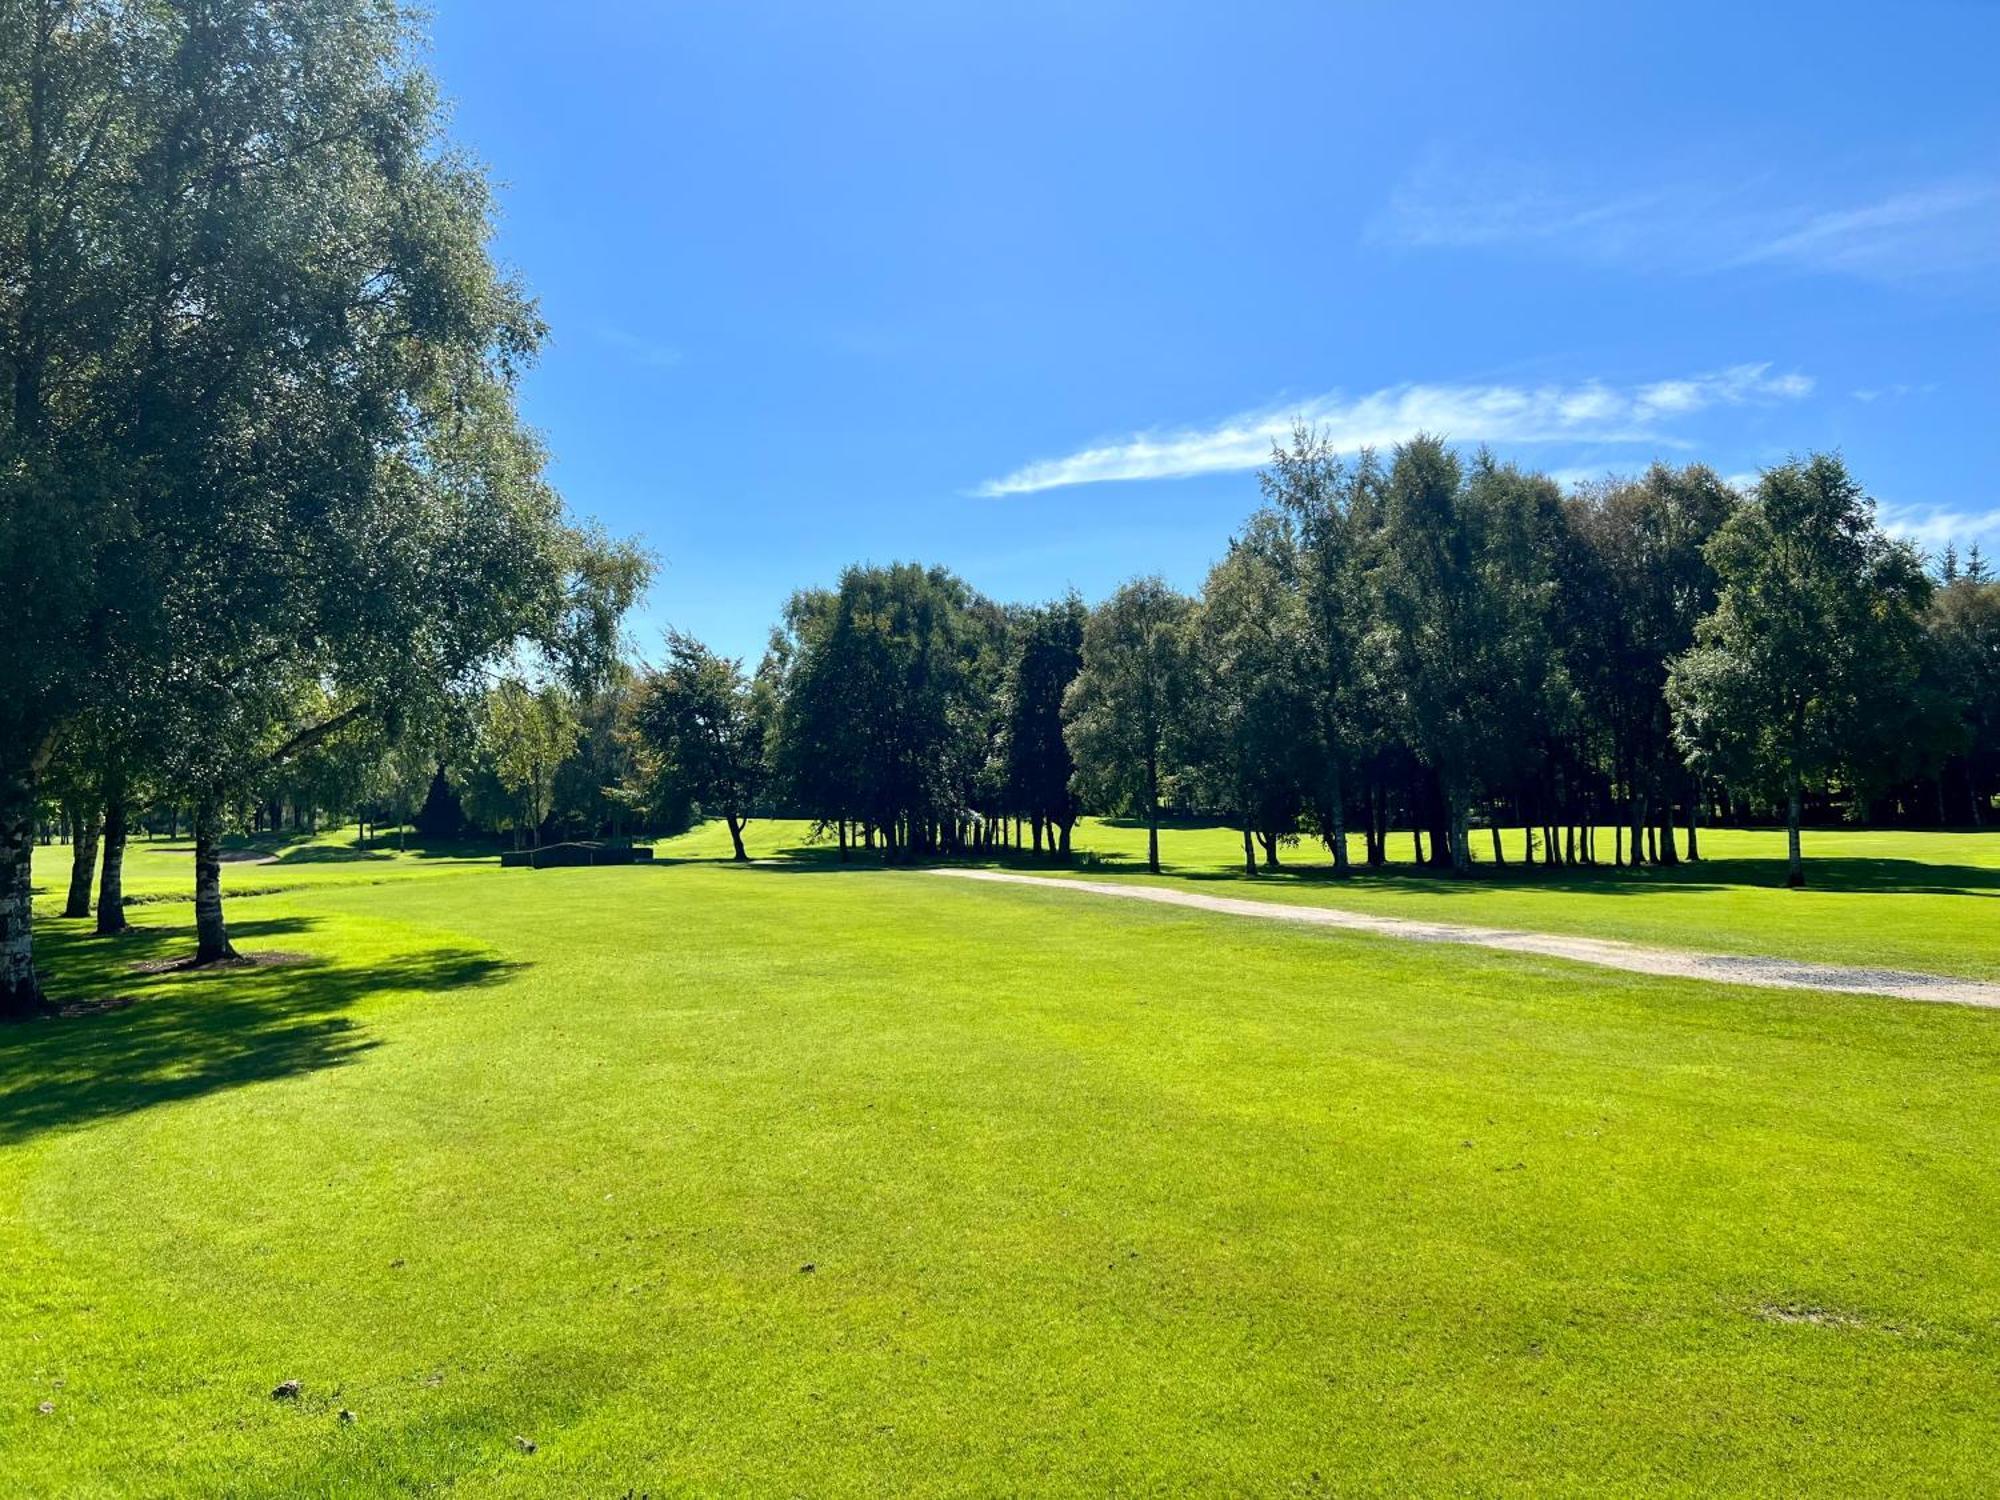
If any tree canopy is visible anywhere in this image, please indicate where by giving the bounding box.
[1,0,644,1013]
[632,632,768,861]
[1669,455,1932,885]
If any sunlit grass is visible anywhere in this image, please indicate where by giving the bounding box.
[4,845,1998,1493]
[653,815,2000,980]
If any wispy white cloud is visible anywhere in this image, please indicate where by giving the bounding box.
[1733,184,2000,276]
[976,364,1811,497]
[593,326,683,370]
[1370,156,2000,281]
[1851,382,1935,403]
[1877,501,2000,548]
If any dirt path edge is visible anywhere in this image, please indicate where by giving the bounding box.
[927,868,2000,1010]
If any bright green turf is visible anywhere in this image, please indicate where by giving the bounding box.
[42,824,495,907]
[651,815,2000,981]
[4,833,1999,1494]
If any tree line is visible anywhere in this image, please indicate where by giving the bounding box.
[2,0,643,1016]
[639,437,1992,891]
[154,438,1988,906]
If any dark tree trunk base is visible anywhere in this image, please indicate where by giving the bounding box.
[193,799,236,963]
[96,815,131,938]
[0,976,50,1022]
[63,813,98,919]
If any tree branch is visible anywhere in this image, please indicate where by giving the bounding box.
[267,701,373,768]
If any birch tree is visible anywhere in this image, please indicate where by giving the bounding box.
[1063,579,1195,875]
[1668,455,1930,887]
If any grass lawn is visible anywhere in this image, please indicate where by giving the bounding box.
[670,815,2000,981]
[4,828,1998,1493]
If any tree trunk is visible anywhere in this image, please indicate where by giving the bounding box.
[63,800,98,918]
[1685,780,1700,862]
[1425,774,1453,869]
[1447,791,1471,876]
[1786,782,1805,888]
[1145,751,1161,874]
[1490,822,1504,866]
[193,799,239,963]
[1058,818,1073,859]
[1326,760,1350,874]
[1241,821,1257,875]
[1259,830,1279,870]
[97,796,130,935]
[0,775,44,1018]
[1657,808,1678,865]
[727,815,748,861]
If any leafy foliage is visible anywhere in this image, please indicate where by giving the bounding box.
[631,633,768,860]
[1669,455,1932,883]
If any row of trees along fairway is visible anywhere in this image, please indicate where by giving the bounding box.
[1,1,643,1016]
[633,437,1987,889]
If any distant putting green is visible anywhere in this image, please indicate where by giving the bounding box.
[4,826,1998,1493]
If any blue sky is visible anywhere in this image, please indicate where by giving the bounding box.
[431,0,2000,664]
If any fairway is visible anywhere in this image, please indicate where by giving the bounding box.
[689,815,2000,981]
[6,834,1999,1494]
[10,5,1997,1494]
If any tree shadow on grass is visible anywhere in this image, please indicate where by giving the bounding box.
[1084,818,2000,897]
[0,918,525,1146]
[683,837,2000,900]
[645,838,843,869]
[1159,854,2000,899]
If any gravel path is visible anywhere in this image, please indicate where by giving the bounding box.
[929,869,2000,1010]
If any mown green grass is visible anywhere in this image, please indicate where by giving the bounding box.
[655,815,2000,981]
[4,836,1999,1494]
[38,824,494,907]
